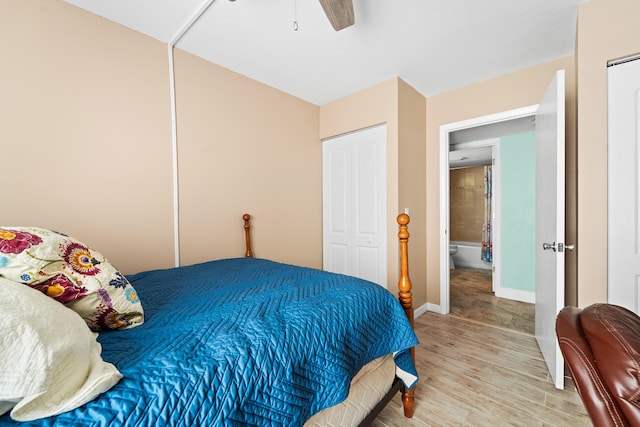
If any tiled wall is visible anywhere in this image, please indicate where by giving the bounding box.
[450,166,486,243]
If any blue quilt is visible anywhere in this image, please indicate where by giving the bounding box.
[1,258,418,426]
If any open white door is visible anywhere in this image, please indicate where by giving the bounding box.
[535,70,566,390]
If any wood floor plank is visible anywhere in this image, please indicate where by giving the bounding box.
[449,267,535,335]
[372,268,590,425]
[373,313,591,426]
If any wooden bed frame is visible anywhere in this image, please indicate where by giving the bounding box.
[241,213,416,424]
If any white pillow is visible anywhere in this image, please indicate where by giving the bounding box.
[0,278,122,421]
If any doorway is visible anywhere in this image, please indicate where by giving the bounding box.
[448,131,537,335]
[448,139,497,290]
[439,71,567,389]
[439,107,538,319]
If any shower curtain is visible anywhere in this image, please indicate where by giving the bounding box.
[481,165,493,263]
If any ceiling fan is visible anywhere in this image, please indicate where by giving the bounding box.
[318,0,354,31]
[228,0,355,31]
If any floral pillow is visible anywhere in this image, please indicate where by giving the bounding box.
[0,227,143,331]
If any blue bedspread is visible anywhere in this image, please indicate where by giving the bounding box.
[1,258,418,426]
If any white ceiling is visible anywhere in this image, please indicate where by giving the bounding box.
[449,146,493,169]
[63,0,585,106]
[450,115,535,145]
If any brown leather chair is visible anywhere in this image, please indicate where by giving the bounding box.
[556,304,640,427]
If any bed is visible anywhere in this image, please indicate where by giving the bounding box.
[0,214,418,426]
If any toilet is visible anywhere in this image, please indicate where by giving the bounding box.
[449,244,458,269]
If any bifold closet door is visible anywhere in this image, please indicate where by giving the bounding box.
[608,57,640,313]
[322,124,387,288]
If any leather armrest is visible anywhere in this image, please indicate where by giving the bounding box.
[581,304,640,426]
[556,306,629,427]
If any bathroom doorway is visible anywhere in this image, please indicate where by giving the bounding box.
[439,106,538,333]
[448,140,497,287]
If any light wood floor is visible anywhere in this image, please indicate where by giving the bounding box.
[449,267,535,335]
[371,268,591,426]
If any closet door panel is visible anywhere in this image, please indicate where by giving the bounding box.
[322,125,387,288]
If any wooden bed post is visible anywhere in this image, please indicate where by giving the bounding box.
[243,214,253,258]
[397,213,415,332]
[397,213,415,418]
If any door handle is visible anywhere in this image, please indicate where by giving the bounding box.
[543,242,575,252]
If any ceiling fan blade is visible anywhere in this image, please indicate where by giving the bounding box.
[318,0,354,31]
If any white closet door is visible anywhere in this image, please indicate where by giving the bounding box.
[322,124,387,288]
[608,58,640,313]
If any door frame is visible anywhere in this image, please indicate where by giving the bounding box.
[448,138,500,294]
[438,105,538,314]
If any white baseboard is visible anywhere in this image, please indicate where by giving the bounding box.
[495,287,535,304]
[453,261,492,270]
[415,303,429,318]
[415,290,532,319]
[414,302,444,318]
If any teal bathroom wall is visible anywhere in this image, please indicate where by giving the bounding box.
[500,131,536,292]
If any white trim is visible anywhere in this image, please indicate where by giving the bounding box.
[167,0,217,267]
[415,303,434,318]
[168,47,180,268]
[495,288,535,304]
[439,105,538,314]
[439,125,451,314]
[168,0,217,46]
[491,143,501,295]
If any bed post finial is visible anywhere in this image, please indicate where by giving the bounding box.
[243,214,253,258]
[397,213,415,418]
[397,213,414,329]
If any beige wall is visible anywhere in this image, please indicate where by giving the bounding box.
[398,80,427,307]
[1,0,174,274]
[576,0,640,306]
[173,50,321,268]
[426,56,578,306]
[319,78,428,307]
[2,0,322,274]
